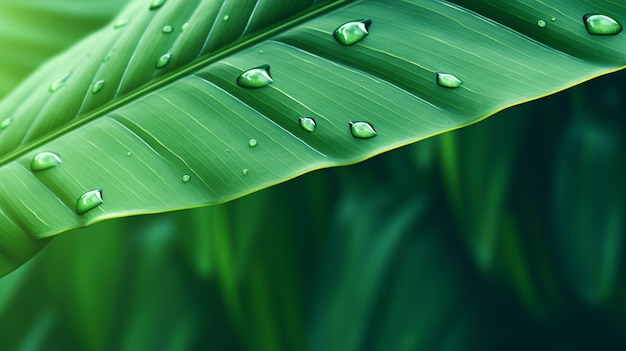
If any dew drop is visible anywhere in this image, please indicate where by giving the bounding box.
[583,14,623,35]
[30,152,62,172]
[181,22,190,32]
[537,19,547,28]
[299,117,316,133]
[333,19,372,46]
[182,174,191,183]
[91,80,105,94]
[248,139,258,147]
[0,117,12,130]
[162,25,173,34]
[156,53,172,68]
[349,121,377,139]
[49,73,71,92]
[102,54,111,63]
[242,169,249,176]
[76,189,103,215]
[149,0,166,10]
[551,17,557,22]
[236,65,273,88]
[223,15,230,21]
[126,151,132,157]
[113,19,130,29]
[436,72,463,89]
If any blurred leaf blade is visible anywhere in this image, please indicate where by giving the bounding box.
[1,0,626,275]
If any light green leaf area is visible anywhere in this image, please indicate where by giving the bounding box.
[0,0,625,275]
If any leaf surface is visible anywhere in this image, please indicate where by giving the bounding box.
[0,0,625,275]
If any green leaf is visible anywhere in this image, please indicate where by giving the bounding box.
[1,0,625,276]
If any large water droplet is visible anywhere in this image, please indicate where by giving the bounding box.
[162,25,173,34]
[76,189,103,215]
[583,14,623,35]
[49,73,71,92]
[248,139,258,147]
[30,152,62,172]
[237,65,273,88]
[349,121,377,139]
[436,72,463,88]
[334,19,372,46]
[149,0,166,10]
[156,53,172,68]
[182,174,191,183]
[299,117,316,133]
[537,19,547,28]
[91,80,105,94]
[113,19,130,29]
[0,117,12,130]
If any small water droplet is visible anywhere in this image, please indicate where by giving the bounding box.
[126,151,132,157]
[0,118,12,130]
[182,174,191,183]
[299,117,316,133]
[113,19,130,29]
[258,49,264,54]
[551,17,557,22]
[30,152,62,172]
[537,19,547,28]
[223,15,230,21]
[236,65,273,88]
[583,14,622,35]
[102,54,111,63]
[76,189,103,215]
[248,139,258,147]
[436,72,463,89]
[242,169,249,175]
[49,73,71,92]
[162,25,173,34]
[181,22,189,31]
[149,0,166,10]
[156,53,172,68]
[349,121,377,139]
[334,19,372,46]
[91,80,105,94]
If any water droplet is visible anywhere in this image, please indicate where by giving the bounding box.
[551,17,557,22]
[258,49,264,54]
[113,19,130,29]
[102,54,111,63]
[156,53,172,68]
[149,0,166,10]
[333,19,372,46]
[436,72,463,89]
[537,19,546,28]
[299,117,316,133]
[162,25,173,34]
[583,14,622,35]
[91,80,105,94]
[181,22,189,32]
[30,152,62,172]
[126,151,132,157]
[223,15,230,21]
[248,139,258,147]
[0,118,12,130]
[76,189,103,215]
[49,73,71,92]
[182,174,191,183]
[236,65,273,88]
[242,169,249,176]
[349,121,377,139]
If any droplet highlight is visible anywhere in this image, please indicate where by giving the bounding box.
[91,80,105,94]
[248,139,258,147]
[334,19,372,46]
[436,72,463,89]
[113,19,130,29]
[30,152,62,172]
[162,25,173,34]
[236,65,273,88]
[49,73,71,92]
[76,189,103,215]
[583,14,622,35]
[182,174,191,183]
[156,53,172,68]
[537,19,546,28]
[0,118,12,130]
[349,121,377,139]
[299,117,316,133]
[149,0,166,10]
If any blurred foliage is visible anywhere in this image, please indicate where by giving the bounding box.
[2,0,626,350]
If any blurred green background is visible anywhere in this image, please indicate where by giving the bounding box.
[1,0,626,350]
